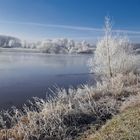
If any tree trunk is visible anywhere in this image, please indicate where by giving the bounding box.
[106,35,113,78]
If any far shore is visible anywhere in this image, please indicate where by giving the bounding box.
[0,47,95,55]
[0,47,41,53]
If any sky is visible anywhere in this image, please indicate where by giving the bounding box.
[0,0,140,42]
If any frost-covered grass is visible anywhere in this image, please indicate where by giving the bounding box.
[83,102,140,140]
[78,77,140,140]
[0,72,139,140]
[0,87,118,140]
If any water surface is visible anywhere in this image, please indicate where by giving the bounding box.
[0,52,94,109]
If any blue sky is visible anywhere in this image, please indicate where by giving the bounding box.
[0,0,140,42]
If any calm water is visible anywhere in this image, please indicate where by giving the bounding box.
[0,52,94,109]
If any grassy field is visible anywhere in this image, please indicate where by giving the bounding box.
[81,104,140,140]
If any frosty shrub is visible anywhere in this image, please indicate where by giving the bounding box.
[0,86,119,140]
[89,17,138,78]
[95,72,140,97]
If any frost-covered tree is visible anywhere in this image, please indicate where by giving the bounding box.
[89,17,137,78]
[8,39,21,48]
[39,38,94,54]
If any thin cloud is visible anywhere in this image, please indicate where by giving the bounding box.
[0,20,140,35]
[114,29,140,34]
[0,20,102,32]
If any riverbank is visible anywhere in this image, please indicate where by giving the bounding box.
[0,72,139,140]
[0,48,41,53]
[79,101,140,140]
[0,47,95,54]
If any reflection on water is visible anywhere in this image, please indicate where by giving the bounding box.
[0,52,94,109]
